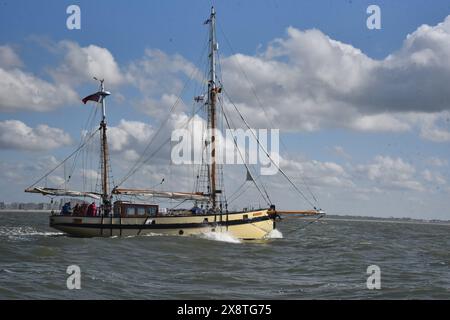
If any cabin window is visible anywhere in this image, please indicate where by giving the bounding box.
[126,207,135,216]
[146,207,157,216]
[121,204,158,217]
[243,214,249,220]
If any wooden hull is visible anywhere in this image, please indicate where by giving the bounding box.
[49,209,275,240]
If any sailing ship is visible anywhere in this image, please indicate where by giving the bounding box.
[25,7,324,240]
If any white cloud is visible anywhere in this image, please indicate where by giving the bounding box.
[48,175,65,186]
[331,146,351,160]
[126,49,199,92]
[281,156,354,189]
[0,45,23,68]
[419,112,450,142]
[0,67,78,112]
[421,125,450,143]
[108,119,154,152]
[135,93,188,119]
[219,16,450,135]
[356,156,424,192]
[0,120,72,151]
[81,169,100,182]
[50,41,124,86]
[422,169,447,185]
[350,114,411,132]
[0,40,123,113]
[425,157,448,167]
[125,49,200,118]
[106,113,206,189]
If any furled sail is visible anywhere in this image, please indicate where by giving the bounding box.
[112,188,209,201]
[25,187,102,200]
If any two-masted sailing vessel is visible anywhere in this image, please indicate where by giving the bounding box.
[25,7,324,240]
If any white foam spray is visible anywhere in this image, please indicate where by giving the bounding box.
[0,226,64,237]
[198,231,241,244]
[265,229,283,239]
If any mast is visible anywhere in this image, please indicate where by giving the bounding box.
[208,6,218,210]
[97,78,111,214]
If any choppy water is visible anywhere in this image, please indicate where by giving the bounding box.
[0,212,449,299]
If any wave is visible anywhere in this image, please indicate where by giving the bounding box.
[265,229,283,239]
[140,232,165,237]
[197,231,241,244]
[121,232,165,239]
[0,226,64,238]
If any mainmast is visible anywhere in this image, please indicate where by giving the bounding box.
[207,6,218,210]
[97,78,111,214]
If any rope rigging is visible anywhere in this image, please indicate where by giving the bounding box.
[219,95,272,206]
[116,102,207,187]
[116,29,211,187]
[43,84,110,195]
[26,127,100,190]
[114,13,321,212]
[217,21,320,209]
[222,87,318,209]
[62,101,100,189]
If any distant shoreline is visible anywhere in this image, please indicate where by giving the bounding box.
[296,216,450,226]
[0,209,53,213]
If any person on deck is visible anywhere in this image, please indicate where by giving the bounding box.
[87,202,97,217]
[103,199,111,216]
[61,202,72,215]
[73,203,80,216]
[80,203,88,216]
[92,202,97,216]
[191,205,202,215]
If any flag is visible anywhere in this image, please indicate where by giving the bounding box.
[82,90,111,104]
[82,91,102,104]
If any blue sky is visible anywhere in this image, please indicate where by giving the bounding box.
[1,0,450,219]
[2,0,449,59]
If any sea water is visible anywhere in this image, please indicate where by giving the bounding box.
[0,212,449,299]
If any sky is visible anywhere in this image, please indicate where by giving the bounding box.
[1,0,450,219]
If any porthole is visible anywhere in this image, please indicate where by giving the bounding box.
[179,230,184,235]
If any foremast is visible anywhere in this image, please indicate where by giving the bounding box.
[24,79,113,209]
[97,78,112,215]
